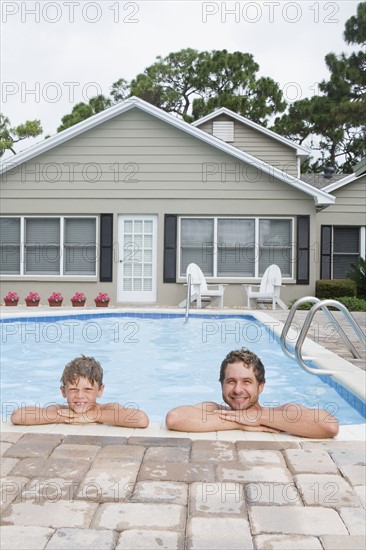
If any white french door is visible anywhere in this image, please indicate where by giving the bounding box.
[117,215,157,303]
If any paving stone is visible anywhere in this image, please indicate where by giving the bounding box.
[338,507,366,535]
[217,463,292,483]
[94,444,145,462]
[236,441,300,451]
[1,499,98,528]
[320,535,366,549]
[353,485,366,506]
[144,446,190,463]
[0,526,54,549]
[45,527,117,549]
[249,506,348,535]
[77,461,140,502]
[0,442,13,456]
[49,443,100,461]
[329,448,365,467]
[245,482,301,506]
[20,477,80,502]
[284,449,338,474]
[191,440,236,462]
[130,481,188,505]
[253,534,322,549]
[4,434,62,459]
[127,437,191,448]
[186,516,253,549]
[189,481,246,515]
[340,465,365,486]
[0,432,24,444]
[116,529,184,549]
[10,458,91,481]
[1,477,29,513]
[1,458,19,477]
[139,462,215,482]
[301,441,365,451]
[62,435,127,446]
[238,449,285,466]
[295,474,361,508]
[92,502,185,531]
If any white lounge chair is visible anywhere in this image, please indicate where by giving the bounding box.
[243,264,287,310]
[179,263,226,308]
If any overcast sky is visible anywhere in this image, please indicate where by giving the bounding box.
[0,0,360,153]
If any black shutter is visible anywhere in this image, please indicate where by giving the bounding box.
[100,214,113,282]
[164,214,177,283]
[296,215,310,284]
[321,225,332,279]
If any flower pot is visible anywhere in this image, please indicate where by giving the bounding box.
[48,300,62,307]
[95,301,109,307]
[71,300,85,307]
[26,300,40,307]
[4,300,18,306]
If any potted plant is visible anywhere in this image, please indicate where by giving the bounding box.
[4,291,19,306]
[25,292,41,307]
[71,292,86,307]
[94,292,110,307]
[48,292,64,307]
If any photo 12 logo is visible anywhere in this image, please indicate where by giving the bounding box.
[1,1,140,24]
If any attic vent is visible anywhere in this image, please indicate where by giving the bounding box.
[212,121,234,142]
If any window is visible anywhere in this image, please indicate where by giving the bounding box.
[179,217,293,278]
[333,227,360,279]
[0,217,96,276]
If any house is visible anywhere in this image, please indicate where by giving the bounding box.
[0,97,364,307]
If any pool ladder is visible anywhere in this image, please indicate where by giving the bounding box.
[280,297,366,376]
[184,273,192,323]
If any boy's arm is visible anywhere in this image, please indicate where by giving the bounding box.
[11,405,65,425]
[57,403,149,428]
[165,403,277,433]
[219,404,339,439]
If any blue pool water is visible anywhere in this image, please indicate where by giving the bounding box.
[0,313,365,424]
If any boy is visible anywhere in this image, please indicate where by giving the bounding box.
[11,355,149,428]
[166,348,339,438]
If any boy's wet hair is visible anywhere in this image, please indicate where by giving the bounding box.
[219,348,265,385]
[61,355,103,388]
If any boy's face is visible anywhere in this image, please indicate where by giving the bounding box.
[60,376,104,413]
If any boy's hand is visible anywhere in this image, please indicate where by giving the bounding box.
[57,407,100,424]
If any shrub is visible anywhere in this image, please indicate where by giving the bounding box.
[347,258,366,298]
[316,279,356,299]
[289,296,366,311]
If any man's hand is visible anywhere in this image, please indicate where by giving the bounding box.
[218,405,280,433]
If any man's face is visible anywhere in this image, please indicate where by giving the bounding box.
[60,376,104,413]
[221,361,264,410]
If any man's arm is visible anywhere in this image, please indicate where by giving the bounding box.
[219,404,339,439]
[165,403,277,433]
[57,403,149,428]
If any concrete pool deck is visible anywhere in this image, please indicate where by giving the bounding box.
[0,307,365,549]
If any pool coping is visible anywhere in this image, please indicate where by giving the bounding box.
[1,306,365,442]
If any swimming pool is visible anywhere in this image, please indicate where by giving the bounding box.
[1,312,365,424]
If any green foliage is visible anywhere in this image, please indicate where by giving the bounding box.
[57,95,112,132]
[316,279,356,299]
[0,114,42,156]
[289,296,366,311]
[272,2,366,173]
[347,257,366,298]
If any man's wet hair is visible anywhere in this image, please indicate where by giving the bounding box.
[219,348,265,385]
[60,355,103,388]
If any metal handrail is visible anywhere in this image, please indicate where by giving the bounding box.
[281,297,365,376]
[185,273,191,323]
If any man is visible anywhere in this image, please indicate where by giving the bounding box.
[165,348,339,438]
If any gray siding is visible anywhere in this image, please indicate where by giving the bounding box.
[197,114,298,176]
[317,176,366,225]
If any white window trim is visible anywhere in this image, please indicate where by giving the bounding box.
[0,215,98,278]
[178,216,295,281]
